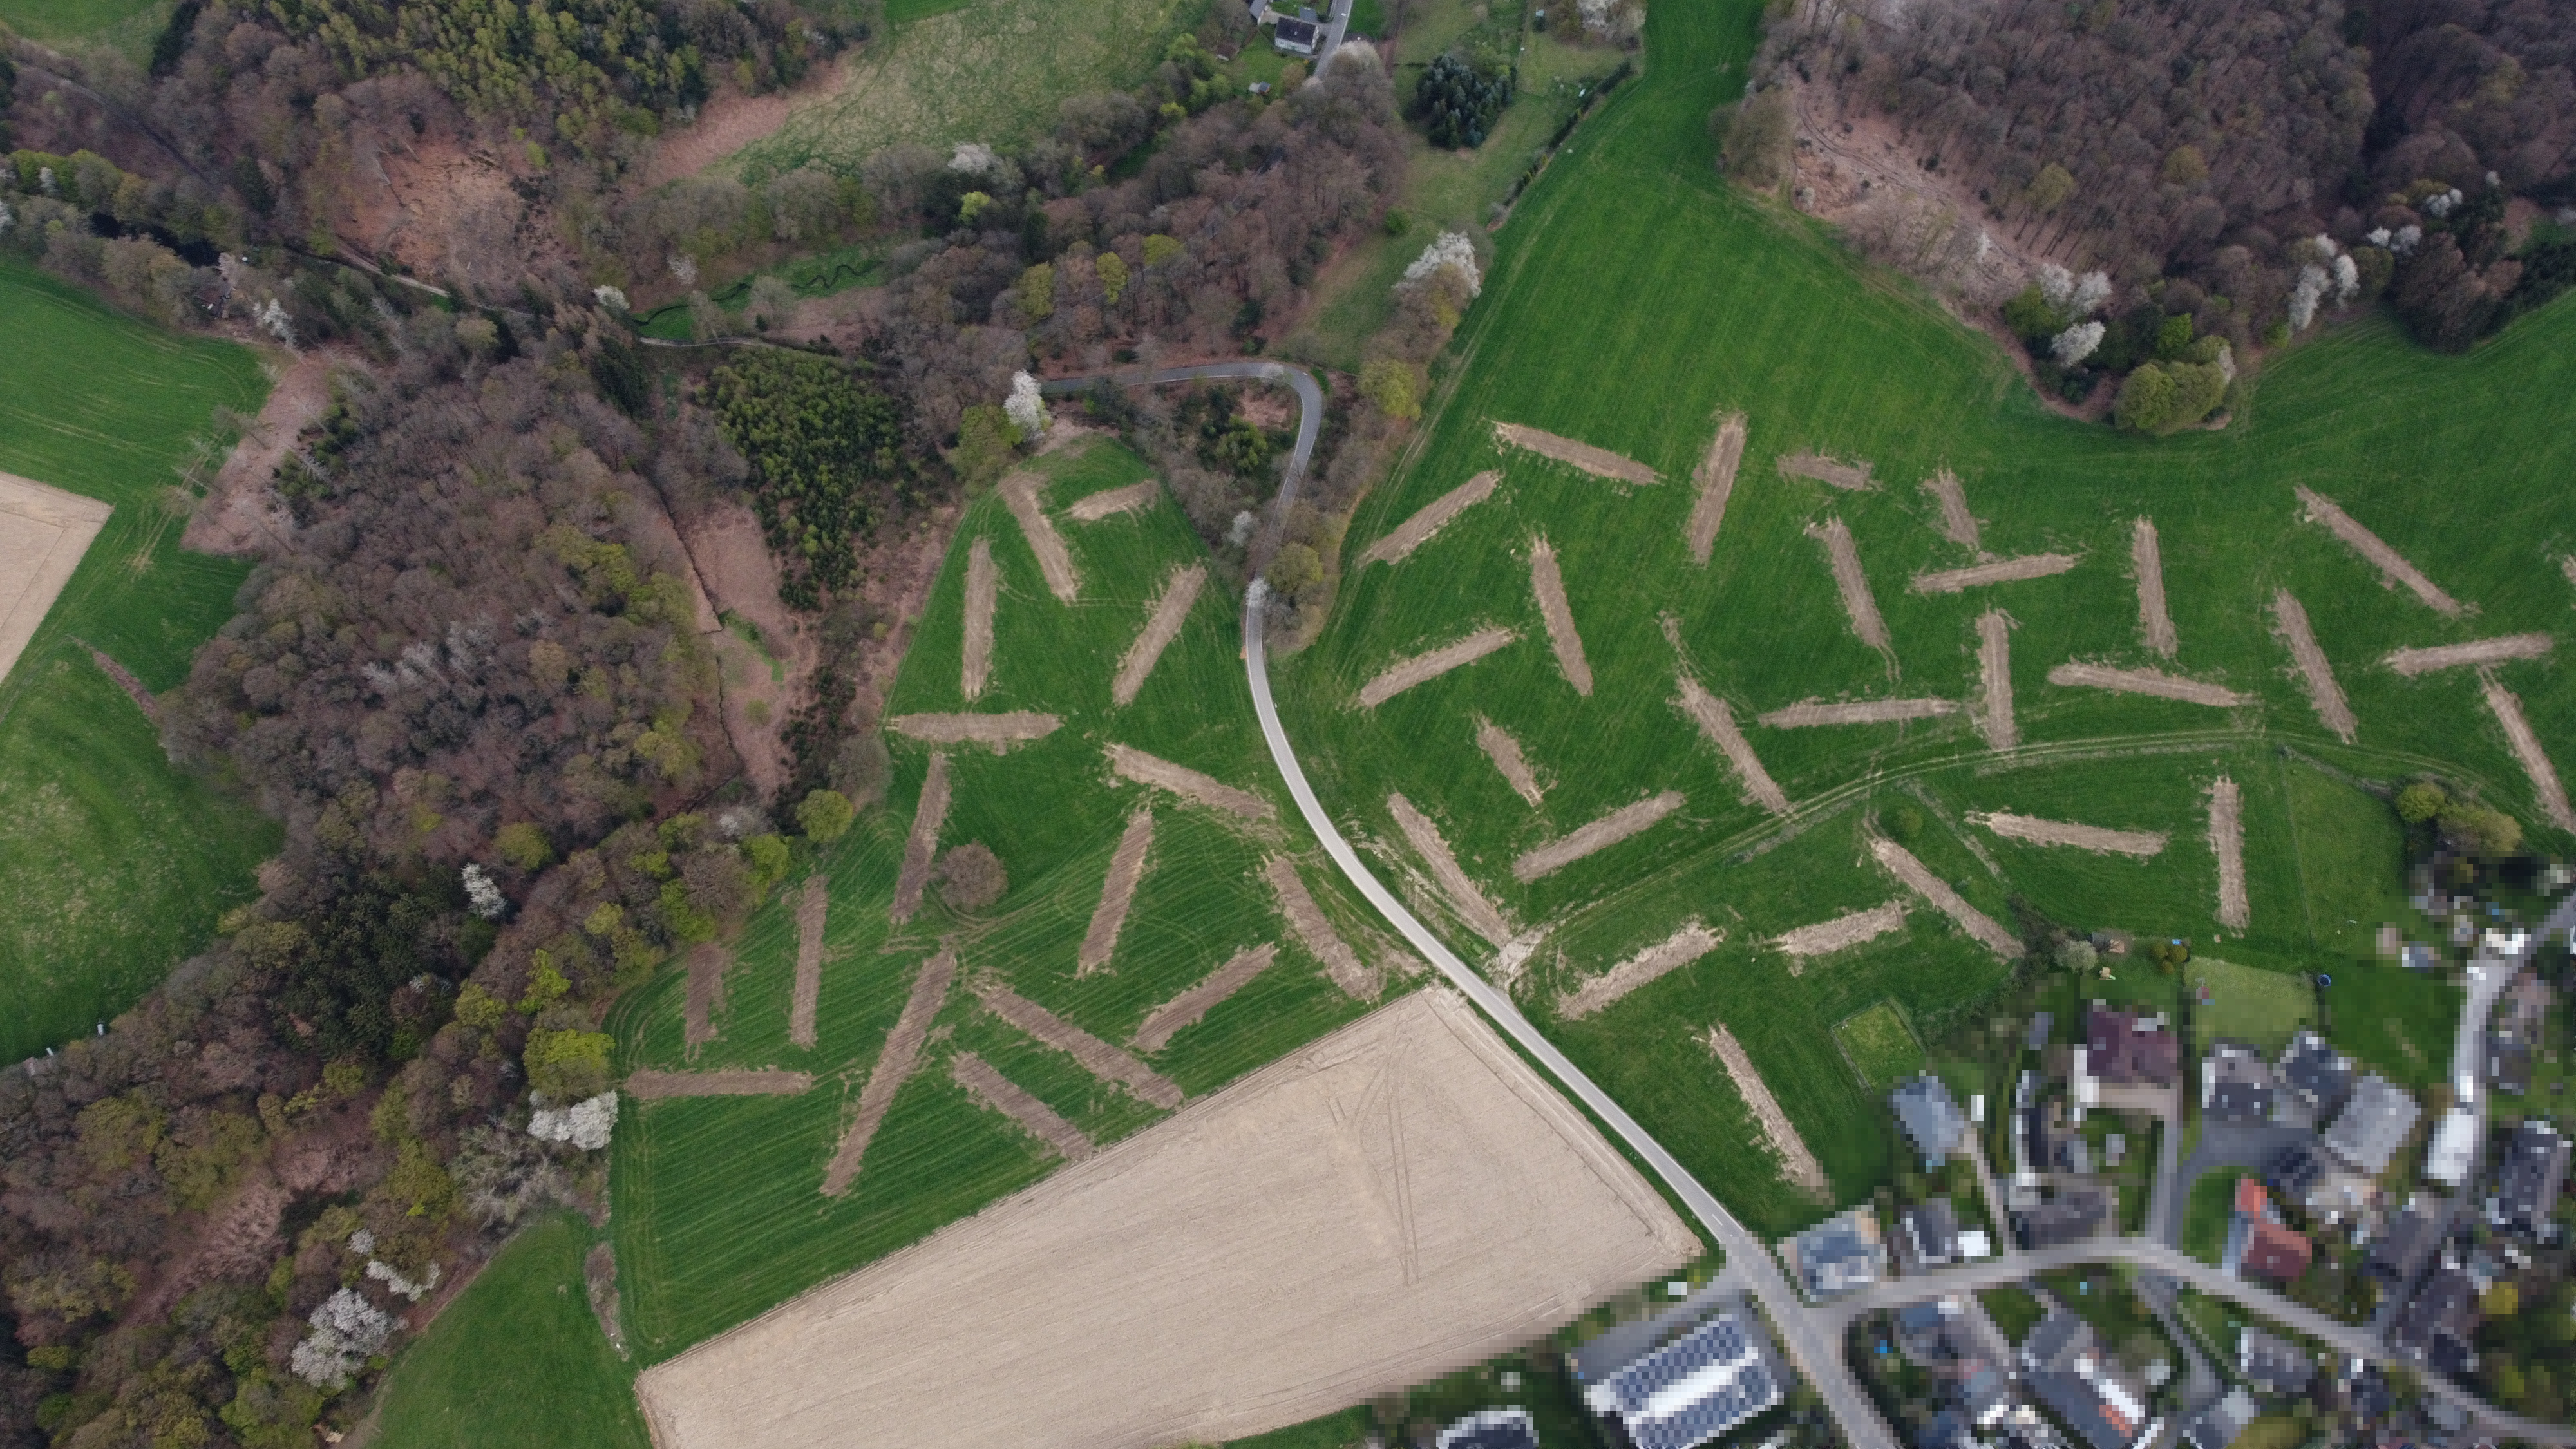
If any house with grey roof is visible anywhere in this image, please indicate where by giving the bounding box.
[1779,1206,1886,1300]
[2367,1196,2445,1290]
[2181,1388,2258,1449]
[2237,1329,2314,1397]
[2321,1073,2420,1175]
[2201,1042,2277,1124]
[2276,1031,2354,1121]
[2022,1312,2154,1449]
[2488,1117,2571,1238]
[1893,1074,1970,1166]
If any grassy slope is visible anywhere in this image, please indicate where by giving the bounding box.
[1273,0,2576,1236]
[0,0,171,55]
[0,261,279,1063]
[610,439,1394,1361]
[361,1215,651,1449]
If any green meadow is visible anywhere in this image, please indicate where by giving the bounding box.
[610,437,1399,1361]
[1273,0,2576,1235]
[0,261,278,1063]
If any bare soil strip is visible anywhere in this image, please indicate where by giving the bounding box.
[1674,675,1790,815]
[1511,791,1685,883]
[1474,714,1547,806]
[2384,633,2554,676]
[1528,538,1593,696]
[1065,480,1160,523]
[2269,589,2356,743]
[950,1051,1095,1162]
[1778,453,1875,491]
[1969,811,2168,857]
[1704,1024,1829,1195]
[1078,808,1155,976]
[0,470,113,687]
[1868,836,2021,958]
[960,538,998,701]
[2295,486,2465,616]
[1352,626,1519,709]
[887,712,1061,750]
[790,876,828,1049]
[638,990,1699,1449]
[1977,611,2018,750]
[1387,793,1517,946]
[1555,921,1722,1020]
[1359,471,1500,567]
[1686,413,1748,564]
[1110,564,1208,707]
[1106,742,1275,822]
[1492,422,1659,484]
[2208,777,2249,930]
[1772,900,1908,967]
[2131,519,2177,658]
[972,980,1184,1110]
[1265,857,1378,1000]
[890,754,951,924]
[1132,945,1280,1052]
[821,948,956,1196]
[78,640,160,723]
[1757,697,1960,728]
[683,944,732,1054]
[999,471,1081,603]
[626,1069,813,1099]
[1924,469,1979,549]
[1909,553,2081,595]
[1807,518,1893,652]
[2564,555,2576,592]
[2479,670,2576,831]
[2045,662,2249,708]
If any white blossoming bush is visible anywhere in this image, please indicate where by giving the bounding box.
[2422,187,2464,218]
[2392,224,2422,254]
[592,283,629,312]
[2213,341,2237,383]
[256,298,294,346]
[669,253,699,286]
[1226,510,1257,545]
[2050,320,2105,366]
[0,200,14,235]
[37,166,56,196]
[462,864,507,920]
[2333,252,2360,301]
[2034,263,2111,319]
[1399,231,1481,297]
[290,1289,396,1388]
[347,1229,374,1256]
[951,142,1001,176]
[529,1092,620,1151]
[1003,370,1048,439]
[366,1258,442,1302]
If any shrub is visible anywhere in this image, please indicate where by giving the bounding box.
[1359,360,1421,421]
[493,822,551,871]
[1717,86,1794,189]
[523,1028,613,1102]
[936,842,1008,911]
[797,788,855,842]
[2396,781,2447,825]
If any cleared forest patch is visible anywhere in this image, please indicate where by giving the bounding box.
[1555,920,1721,1019]
[1352,625,1519,708]
[1909,553,2081,595]
[999,470,1082,602]
[2132,520,2176,657]
[1704,1024,1828,1196]
[2270,589,2355,742]
[1868,836,2020,958]
[1491,421,1660,484]
[2208,777,2249,929]
[1687,413,1748,564]
[1105,742,1275,822]
[1757,697,1960,728]
[1807,518,1893,654]
[972,979,1185,1110]
[890,753,952,924]
[821,947,956,1196]
[951,1052,1095,1163]
[1924,469,1979,549]
[789,875,828,1049]
[2045,663,2248,708]
[1511,791,1685,882]
[1077,808,1155,976]
[1132,944,1280,1052]
[2295,485,2465,616]
[1475,714,1548,806]
[2479,670,2576,831]
[1529,538,1593,696]
[1065,480,1161,522]
[1358,470,1500,567]
[2383,633,2553,676]
[961,538,997,701]
[1388,792,1517,946]
[1777,452,1875,490]
[1110,564,1207,706]
[683,944,734,1055]
[1266,857,1376,1000]
[627,1069,814,1099]
[886,711,1062,750]
[1969,811,2168,858]
[1772,900,1908,968]
[1676,675,1790,814]
[1977,611,2017,750]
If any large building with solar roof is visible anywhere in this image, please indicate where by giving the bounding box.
[1578,1307,1785,1449]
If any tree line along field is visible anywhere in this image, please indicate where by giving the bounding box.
[1273,0,2576,1236]
[0,260,279,1065]
[609,437,1403,1362]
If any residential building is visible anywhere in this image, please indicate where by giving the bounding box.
[2237,1329,2315,1396]
[1271,14,1320,53]
[1780,1207,1886,1300]
[2487,1026,2535,1095]
[2334,1358,2395,1425]
[2240,1219,2313,1284]
[2488,1118,2571,1236]
[2321,1074,2420,1175]
[2268,1139,2376,1222]
[2425,1107,2479,1189]
[2277,1032,2356,1119]
[2181,1388,2259,1449]
[2014,1186,2112,1249]
[1437,1408,1539,1449]
[1580,1308,1783,1449]
[2022,1312,2155,1449]
[2387,1267,2482,1378]
[2027,1012,2055,1052]
[2201,1042,2277,1124]
[1897,1200,1963,1271]
[2082,1006,2179,1088]
[2367,1197,2445,1290]
[1895,1074,1971,1166]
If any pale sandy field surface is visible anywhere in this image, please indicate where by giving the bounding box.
[0,471,111,685]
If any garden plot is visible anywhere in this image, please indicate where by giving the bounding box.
[1110,564,1207,706]
[1491,422,1658,484]
[1705,1024,1828,1196]
[2383,634,2552,676]
[1077,808,1155,976]
[1132,944,1279,1051]
[626,1070,813,1099]
[1475,715,1548,806]
[0,470,111,686]
[1676,675,1790,814]
[1758,698,1958,728]
[821,948,956,1195]
[1777,452,1875,490]
[961,538,997,701]
[1868,837,2019,958]
[951,1052,1094,1163]
[999,471,1081,601]
[886,711,1061,749]
[1358,470,1499,567]
[2132,520,2177,657]
[1511,791,1685,883]
[1555,921,1721,1020]
[1528,538,1594,695]
[1807,518,1893,655]
[2294,486,2465,616]
[1353,625,1519,708]
[1924,469,1980,550]
[1686,413,1748,564]
[2046,663,2248,708]
[971,979,1184,1109]
[789,876,828,1049]
[1388,793,1517,947]
[890,754,952,923]
[1970,811,2167,858]
[2479,672,2576,831]
[1772,901,1908,971]
[1977,611,2018,750]
[1063,480,1160,522]
[2271,590,2355,742]
[2207,778,2249,930]
[1105,742,1274,822]
[1909,553,2079,594]
[632,990,1698,1449]
[1265,857,1377,1001]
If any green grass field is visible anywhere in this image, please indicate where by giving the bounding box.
[1979,1285,2045,1345]
[1271,0,2576,1237]
[359,1215,650,1449]
[0,0,171,53]
[0,261,279,1063]
[2188,958,2313,1051]
[1835,1001,1926,1089]
[2181,1173,2240,1265]
[610,437,1399,1361]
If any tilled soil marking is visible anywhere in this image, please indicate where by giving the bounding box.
[2480,670,2576,831]
[627,1069,813,1099]
[1687,413,1748,564]
[1359,471,1500,567]
[1758,698,1959,728]
[1528,537,1593,696]
[1555,920,1721,1019]
[1976,611,2017,750]
[1909,553,2080,595]
[1065,480,1160,523]
[1511,791,1684,883]
[2045,662,2248,708]
[1475,714,1547,806]
[2208,777,2249,930]
[886,711,1061,751]
[1924,469,1978,549]
[2384,633,2553,676]
[1772,900,1908,969]
[1705,1024,1829,1195]
[1807,518,1893,656]
[973,980,1184,1109]
[2271,589,2355,742]
[821,947,956,1196]
[1387,792,1516,946]
[1778,453,1875,490]
[2295,486,2465,616]
[961,536,997,701]
[1868,836,2020,958]
[1352,626,1519,709]
[1132,945,1279,1052]
[1970,811,2167,857]
[1491,421,1658,484]
[1266,857,1377,1000]
[951,1051,1095,1162]
[999,470,1081,602]
[1106,742,1275,822]
[1077,808,1155,976]
[1675,675,1790,815]
[890,753,951,924]
[2132,519,2177,657]
[1111,564,1207,707]
[790,875,827,1049]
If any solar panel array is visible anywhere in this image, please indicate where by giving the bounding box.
[1600,1314,1749,1414]
[1630,1362,1779,1449]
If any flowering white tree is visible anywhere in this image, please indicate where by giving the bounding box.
[256,298,294,346]
[668,253,698,286]
[592,283,629,313]
[290,1289,396,1388]
[1004,371,1048,439]
[2287,265,2331,330]
[2333,252,2360,302]
[366,1258,442,1302]
[1399,231,1482,297]
[950,142,1002,176]
[0,200,14,235]
[2051,320,2106,366]
[2035,263,2111,319]
[462,864,507,920]
[2422,187,2464,218]
[530,1092,620,1150]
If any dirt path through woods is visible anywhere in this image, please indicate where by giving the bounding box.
[627,1069,813,1099]
[1106,743,1274,822]
[1266,857,1377,1000]
[1705,1025,1829,1196]
[972,980,1184,1109]
[1065,480,1160,522]
[2132,520,2177,657]
[1910,553,2079,595]
[790,876,828,1048]
[999,471,1081,603]
[1969,811,2167,857]
[1868,837,2020,958]
[1529,538,1593,696]
[186,349,337,557]
[887,712,1060,750]
[1475,715,1547,806]
[1078,808,1155,976]
[1807,518,1893,658]
[1353,626,1519,708]
[1758,698,1959,728]
[1779,453,1874,491]
[2479,671,2576,831]
[1492,422,1658,484]
[1977,611,2018,750]
[1772,901,1908,969]
[2207,778,2249,930]
[2046,663,2248,708]
[2270,590,2354,743]
[2385,634,2552,676]
[961,538,997,701]
[951,1051,1095,1162]
[1924,469,1979,551]
[1676,676,1790,814]
[1359,471,1499,567]
[821,947,956,1195]
[891,754,952,924]
[1512,791,1684,883]
[1387,793,1516,947]
[2295,486,2466,617]
[1555,922,1721,1019]
[1132,945,1279,1052]
[1687,415,1748,564]
[1111,564,1207,707]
